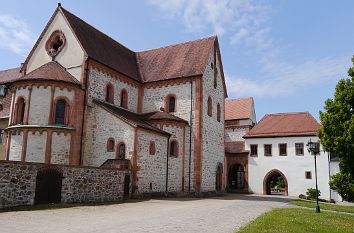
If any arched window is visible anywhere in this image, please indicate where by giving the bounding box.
[107,138,115,152]
[105,83,114,103]
[149,141,156,155]
[169,140,178,157]
[15,97,26,124]
[55,99,67,125]
[207,97,212,117]
[117,142,126,159]
[166,95,176,113]
[217,103,221,122]
[120,89,128,108]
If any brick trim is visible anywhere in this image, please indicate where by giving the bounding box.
[165,94,177,113]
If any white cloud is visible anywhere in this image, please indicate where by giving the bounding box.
[147,0,350,98]
[226,56,350,97]
[0,14,34,55]
[147,0,270,49]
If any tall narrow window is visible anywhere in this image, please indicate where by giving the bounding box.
[105,83,114,103]
[117,143,126,159]
[166,95,176,113]
[55,99,66,125]
[169,140,178,157]
[149,141,156,155]
[15,97,26,124]
[120,89,128,108]
[107,138,115,152]
[217,103,221,122]
[207,97,212,117]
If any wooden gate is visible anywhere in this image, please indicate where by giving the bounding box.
[123,175,130,199]
[34,168,63,204]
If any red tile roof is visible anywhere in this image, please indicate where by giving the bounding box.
[142,111,189,124]
[0,67,22,85]
[0,93,12,118]
[136,37,215,82]
[60,8,140,81]
[94,99,170,136]
[225,97,253,120]
[225,141,247,154]
[18,62,79,85]
[244,112,320,138]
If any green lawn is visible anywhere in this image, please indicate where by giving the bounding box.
[290,199,354,213]
[237,208,354,233]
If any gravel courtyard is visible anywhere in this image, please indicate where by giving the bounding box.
[0,194,292,233]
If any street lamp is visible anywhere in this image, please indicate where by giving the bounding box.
[306,139,321,213]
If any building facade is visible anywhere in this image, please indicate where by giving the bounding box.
[1,5,227,196]
[243,112,341,201]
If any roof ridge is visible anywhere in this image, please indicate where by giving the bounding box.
[136,35,216,54]
[0,67,21,73]
[60,7,135,55]
[265,111,310,116]
[225,97,253,102]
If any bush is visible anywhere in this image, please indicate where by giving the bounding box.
[329,173,354,202]
[299,194,306,199]
[306,188,321,200]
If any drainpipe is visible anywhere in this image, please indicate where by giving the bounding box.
[328,152,331,200]
[165,135,171,196]
[188,79,193,193]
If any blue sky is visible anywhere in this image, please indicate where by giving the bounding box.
[1,0,353,121]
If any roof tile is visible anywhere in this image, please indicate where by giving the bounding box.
[244,112,320,138]
[225,97,253,120]
[0,67,22,85]
[19,61,79,84]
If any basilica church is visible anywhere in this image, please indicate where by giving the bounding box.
[0,4,341,203]
[0,4,226,196]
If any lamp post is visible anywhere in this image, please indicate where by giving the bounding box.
[307,139,320,213]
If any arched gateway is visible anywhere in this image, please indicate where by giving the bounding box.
[263,169,288,196]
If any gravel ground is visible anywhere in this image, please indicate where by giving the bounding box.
[0,194,293,233]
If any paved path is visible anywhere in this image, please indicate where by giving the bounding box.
[0,194,293,233]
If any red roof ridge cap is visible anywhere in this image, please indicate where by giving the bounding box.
[136,35,216,54]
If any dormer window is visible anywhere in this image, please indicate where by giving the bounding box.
[45,31,66,57]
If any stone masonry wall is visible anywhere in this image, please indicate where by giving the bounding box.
[136,130,168,194]
[83,103,135,167]
[201,47,225,191]
[88,68,139,113]
[143,82,196,191]
[162,125,185,192]
[0,161,130,208]
[225,127,249,142]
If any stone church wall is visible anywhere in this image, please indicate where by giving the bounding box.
[88,68,139,113]
[0,161,130,208]
[8,132,23,161]
[136,130,168,194]
[26,131,47,163]
[28,86,52,125]
[51,132,71,165]
[201,48,225,191]
[82,104,135,167]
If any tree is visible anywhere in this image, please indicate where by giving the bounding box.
[329,173,354,202]
[319,55,354,177]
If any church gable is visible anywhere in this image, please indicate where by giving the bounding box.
[24,7,85,82]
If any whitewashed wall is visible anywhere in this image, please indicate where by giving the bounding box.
[26,132,47,163]
[51,132,71,164]
[245,136,340,201]
[26,11,84,81]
